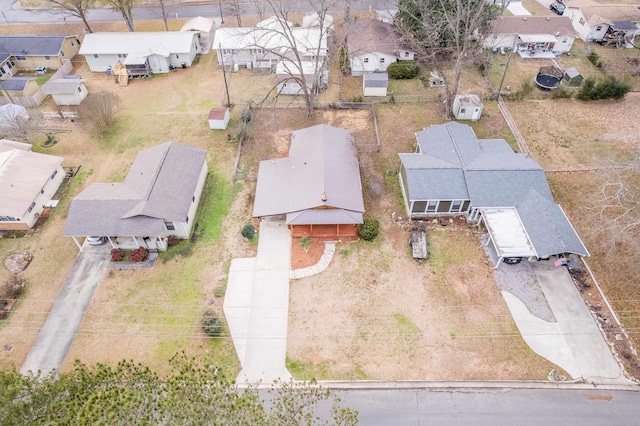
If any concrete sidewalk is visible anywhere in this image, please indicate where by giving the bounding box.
[224,218,292,383]
[531,261,627,384]
[20,249,110,376]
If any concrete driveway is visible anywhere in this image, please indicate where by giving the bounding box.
[224,217,292,383]
[20,245,110,376]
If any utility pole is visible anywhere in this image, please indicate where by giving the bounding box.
[496,37,518,100]
[219,44,231,107]
[219,0,224,24]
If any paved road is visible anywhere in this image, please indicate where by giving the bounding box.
[0,0,394,24]
[330,387,640,426]
[20,247,109,376]
[225,217,292,383]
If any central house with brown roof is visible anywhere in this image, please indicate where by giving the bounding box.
[63,142,207,251]
[252,124,364,239]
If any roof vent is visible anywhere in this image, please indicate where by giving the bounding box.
[321,192,327,202]
[522,17,527,21]
[546,17,551,21]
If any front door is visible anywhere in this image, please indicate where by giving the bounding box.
[471,108,481,120]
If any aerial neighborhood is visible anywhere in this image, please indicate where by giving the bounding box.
[1,0,640,421]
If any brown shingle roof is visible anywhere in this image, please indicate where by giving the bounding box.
[252,125,364,222]
[347,18,402,56]
[491,16,576,37]
[571,4,640,25]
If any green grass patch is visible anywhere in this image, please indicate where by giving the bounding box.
[162,169,237,262]
[35,75,51,86]
[286,357,331,380]
[427,232,467,274]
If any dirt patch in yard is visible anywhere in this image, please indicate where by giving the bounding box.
[291,239,325,270]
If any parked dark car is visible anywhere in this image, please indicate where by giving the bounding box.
[550,2,565,15]
[503,257,522,265]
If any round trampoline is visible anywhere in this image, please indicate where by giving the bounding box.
[535,65,563,90]
[535,73,562,89]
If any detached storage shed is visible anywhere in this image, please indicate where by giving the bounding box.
[44,79,88,105]
[563,67,583,86]
[363,72,388,97]
[208,108,229,130]
[452,94,483,121]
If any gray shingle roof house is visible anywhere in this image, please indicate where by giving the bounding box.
[253,124,364,238]
[399,122,588,266]
[63,142,208,251]
[0,35,80,76]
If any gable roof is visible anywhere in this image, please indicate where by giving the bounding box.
[0,35,76,61]
[400,122,588,257]
[63,142,206,237]
[180,16,215,33]
[569,4,640,25]
[491,16,576,37]
[0,148,63,217]
[348,18,407,57]
[364,72,388,87]
[213,25,326,55]
[0,139,32,153]
[79,32,198,55]
[253,125,364,222]
[44,79,85,95]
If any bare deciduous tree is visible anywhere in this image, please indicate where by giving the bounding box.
[231,0,242,26]
[251,0,267,21]
[396,0,498,118]
[0,108,41,143]
[254,0,336,116]
[156,0,176,31]
[80,91,120,135]
[586,144,640,258]
[104,0,136,32]
[46,0,94,33]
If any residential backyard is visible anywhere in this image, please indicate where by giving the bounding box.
[1,16,639,381]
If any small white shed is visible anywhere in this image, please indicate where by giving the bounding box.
[452,94,484,121]
[44,78,88,106]
[208,108,230,130]
[363,72,388,97]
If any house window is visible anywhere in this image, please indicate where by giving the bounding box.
[8,60,14,68]
[222,49,236,54]
[426,201,437,212]
[250,48,263,54]
[1,216,17,221]
[61,51,65,57]
[404,51,409,57]
[27,202,36,213]
[579,18,585,25]
[596,25,603,31]
[380,58,385,64]
[16,56,26,61]
[185,215,189,223]
[40,189,45,194]
[44,56,51,60]
[117,54,127,58]
[562,37,568,43]
[78,87,82,93]
[176,54,180,59]
[451,200,463,212]
[71,41,75,46]
[412,201,427,213]
[192,195,195,203]
[363,57,369,63]
[460,108,466,114]
[93,54,99,58]
[0,68,4,76]
[165,221,175,230]
[51,170,58,180]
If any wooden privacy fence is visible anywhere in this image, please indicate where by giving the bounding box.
[0,60,73,107]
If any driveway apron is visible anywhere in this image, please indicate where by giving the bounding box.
[531,261,625,383]
[225,218,292,383]
[20,248,110,376]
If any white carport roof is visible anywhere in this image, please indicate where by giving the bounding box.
[481,207,536,258]
[518,34,557,43]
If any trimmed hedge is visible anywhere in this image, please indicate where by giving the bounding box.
[387,61,420,79]
[359,218,380,241]
[577,76,631,101]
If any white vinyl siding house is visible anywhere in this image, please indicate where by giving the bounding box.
[565,5,640,42]
[0,141,64,231]
[63,142,208,251]
[350,52,397,75]
[79,32,200,73]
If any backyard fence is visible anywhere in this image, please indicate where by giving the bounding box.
[0,60,73,107]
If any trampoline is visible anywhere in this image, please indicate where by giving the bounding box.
[535,73,562,89]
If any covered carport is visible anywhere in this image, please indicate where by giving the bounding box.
[480,207,537,269]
